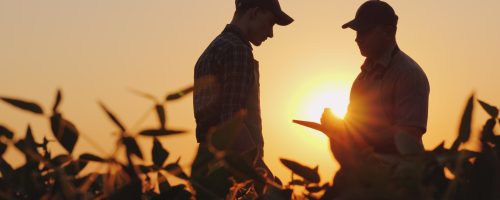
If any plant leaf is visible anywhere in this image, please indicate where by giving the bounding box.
[0,158,13,177]
[166,86,194,101]
[0,125,14,139]
[155,105,166,129]
[164,162,189,180]
[206,111,245,152]
[280,158,320,183]
[79,153,106,162]
[122,137,143,159]
[224,154,266,184]
[451,94,474,151]
[157,172,171,193]
[52,89,62,113]
[51,154,72,167]
[139,128,186,137]
[0,97,44,114]
[50,114,79,154]
[152,138,169,167]
[128,88,158,102]
[478,99,499,118]
[0,143,7,156]
[98,101,126,132]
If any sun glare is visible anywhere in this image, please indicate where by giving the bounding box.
[291,77,351,122]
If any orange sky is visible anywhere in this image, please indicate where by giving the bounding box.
[1,0,499,185]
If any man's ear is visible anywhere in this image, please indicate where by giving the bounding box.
[246,7,260,20]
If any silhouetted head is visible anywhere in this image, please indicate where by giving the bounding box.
[342,0,398,58]
[232,0,293,46]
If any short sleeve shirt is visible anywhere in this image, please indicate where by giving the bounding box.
[345,46,430,153]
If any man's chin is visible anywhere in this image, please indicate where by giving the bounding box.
[250,40,263,46]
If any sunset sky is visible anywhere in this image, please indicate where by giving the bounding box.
[1,0,499,184]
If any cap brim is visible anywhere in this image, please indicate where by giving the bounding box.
[342,19,358,30]
[275,11,294,26]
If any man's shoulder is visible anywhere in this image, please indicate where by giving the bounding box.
[390,50,427,77]
[210,32,252,53]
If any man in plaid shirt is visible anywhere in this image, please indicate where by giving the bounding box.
[192,0,293,198]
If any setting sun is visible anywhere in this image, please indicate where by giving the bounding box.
[291,76,351,122]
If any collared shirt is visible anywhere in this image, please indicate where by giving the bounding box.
[345,45,430,153]
[193,24,263,148]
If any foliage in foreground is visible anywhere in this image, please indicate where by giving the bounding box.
[0,89,498,200]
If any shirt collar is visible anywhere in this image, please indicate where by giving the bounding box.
[361,44,397,72]
[222,24,253,50]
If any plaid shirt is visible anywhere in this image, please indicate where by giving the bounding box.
[194,24,259,143]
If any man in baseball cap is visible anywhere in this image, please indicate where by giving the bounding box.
[192,0,293,198]
[321,1,430,198]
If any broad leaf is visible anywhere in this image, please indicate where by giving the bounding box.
[157,172,171,193]
[139,128,186,137]
[50,114,79,154]
[481,118,496,143]
[155,105,166,129]
[52,89,62,112]
[451,95,474,151]
[152,138,169,167]
[0,158,13,177]
[79,153,106,162]
[478,99,499,118]
[0,97,44,114]
[15,125,44,162]
[0,125,14,139]
[128,88,158,102]
[206,111,245,152]
[51,155,72,167]
[122,137,143,159]
[280,158,320,183]
[98,102,126,132]
[164,162,189,180]
[166,86,194,101]
[224,154,266,184]
[0,143,6,155]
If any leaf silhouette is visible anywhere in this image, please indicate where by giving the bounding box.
[128,87,158,102]
[432,141,446,153]
[206,111,245,152]
[50,114,79,154]
[224,154,266,184]
[289,179,305,186]
[166,86,194,101]
[122,137,143,159]
[0,143,7,155]
[164,162,189,180]
[280,158,320,183]
[51,154,72,167]
[98,101,126,132]
[0,125,14,139]
[79,153,106,162]
[306,185,324,193]
[481,118,496,142]
[451,95,474,151]
[15,125,44,162]
[0,97,44,114]
[152,138,169,167]
[52,89,62,113]
[155,105,166,129]
[139,128,186,137]
[0,158,13,177]
[478,99,499,118]
[157,172,171,193]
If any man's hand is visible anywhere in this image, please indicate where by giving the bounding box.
[320,108,347,140]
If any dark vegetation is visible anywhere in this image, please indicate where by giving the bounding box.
[0,88,498,199]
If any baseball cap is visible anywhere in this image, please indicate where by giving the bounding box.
[342,0,398,31]
[236,0,294,26]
